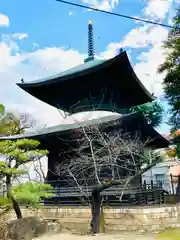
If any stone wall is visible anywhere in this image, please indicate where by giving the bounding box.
[0,216,48,240]
[1,205,180,233]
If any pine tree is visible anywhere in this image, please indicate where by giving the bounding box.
[0,139,53,218]
[0,104,53,218]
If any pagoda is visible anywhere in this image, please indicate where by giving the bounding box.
[0,21,169,204]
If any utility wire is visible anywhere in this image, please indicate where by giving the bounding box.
[56,0,173,29]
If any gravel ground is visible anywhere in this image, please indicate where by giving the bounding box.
[35,233,156,240]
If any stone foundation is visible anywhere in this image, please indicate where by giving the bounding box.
[0,216,48,240]
[1,205,180,233]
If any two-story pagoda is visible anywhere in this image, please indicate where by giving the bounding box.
[0,21,168,204]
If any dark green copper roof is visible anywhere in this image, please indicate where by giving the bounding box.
[17,51,155,113]
[0,112,169,149]
[0,114,122,140]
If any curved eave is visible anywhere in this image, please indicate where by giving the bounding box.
[145,127,169,148]
[0,112,169,149]
[0,114,124,140]
[16,51,155,102]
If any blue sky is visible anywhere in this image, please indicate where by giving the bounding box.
[0,0,179,133]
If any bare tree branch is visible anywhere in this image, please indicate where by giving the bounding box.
[55,120,161,194]
[54,120,162,233]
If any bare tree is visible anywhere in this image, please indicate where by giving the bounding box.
[11,155,48,186]
[33,158,47,182]
[0,110,48,185]
[0,109,47,137]
[19,113,47,132]
[0,112,36,136]
[55,121,162,233]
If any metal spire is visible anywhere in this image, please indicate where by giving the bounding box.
[84,20,95,63]
[88,20,94,58]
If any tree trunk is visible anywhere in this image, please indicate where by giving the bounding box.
[176,175,180,202]
[90,160,161,233]
[6,174,22,219]
[91,185,102,233]
[11,196,23,219]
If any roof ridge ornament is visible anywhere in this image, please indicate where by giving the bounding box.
[119,48,123,54]
[84,20,95,63]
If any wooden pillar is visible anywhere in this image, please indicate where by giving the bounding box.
[170,174,175,195]
[46,149,60,185]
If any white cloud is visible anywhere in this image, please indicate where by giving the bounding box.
[143,0,173,20]
[0,39,91,125]
[1,33,28,42]
[32,43,39,49]
[0,38,85,77]
[68,11,73,16]
[82,0,119,11]
[11,33,28,40]
[98,42,120,59]
[0,41,21,72]
[125,25,169,96]
[134,42,168,96]
[0,13,9,27]
[24,47,85,78]
[122,25,168,48]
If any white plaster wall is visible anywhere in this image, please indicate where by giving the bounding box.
[16,156,48,183]
[0,155,48,186]
[142,160,180,193]
[142,165,170,192]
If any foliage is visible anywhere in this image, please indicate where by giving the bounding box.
[0,196,12,208]
[120,101,164,127]
[0,139,49,217]
[0,139,48,165]
[0,112,21,136]
[0,104,37,136]
[0,104,50,218]
[0,104,5,115]
[158,6,180,131]
[167,148,176,158]
[12,182,54,208]
[168,130,180,158]
[0,139,48,177]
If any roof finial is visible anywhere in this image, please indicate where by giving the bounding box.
[119,48,123,54]
[84,20,95,63]
[88,20,94,58]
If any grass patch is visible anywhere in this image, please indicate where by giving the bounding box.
[157,228,180,240]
